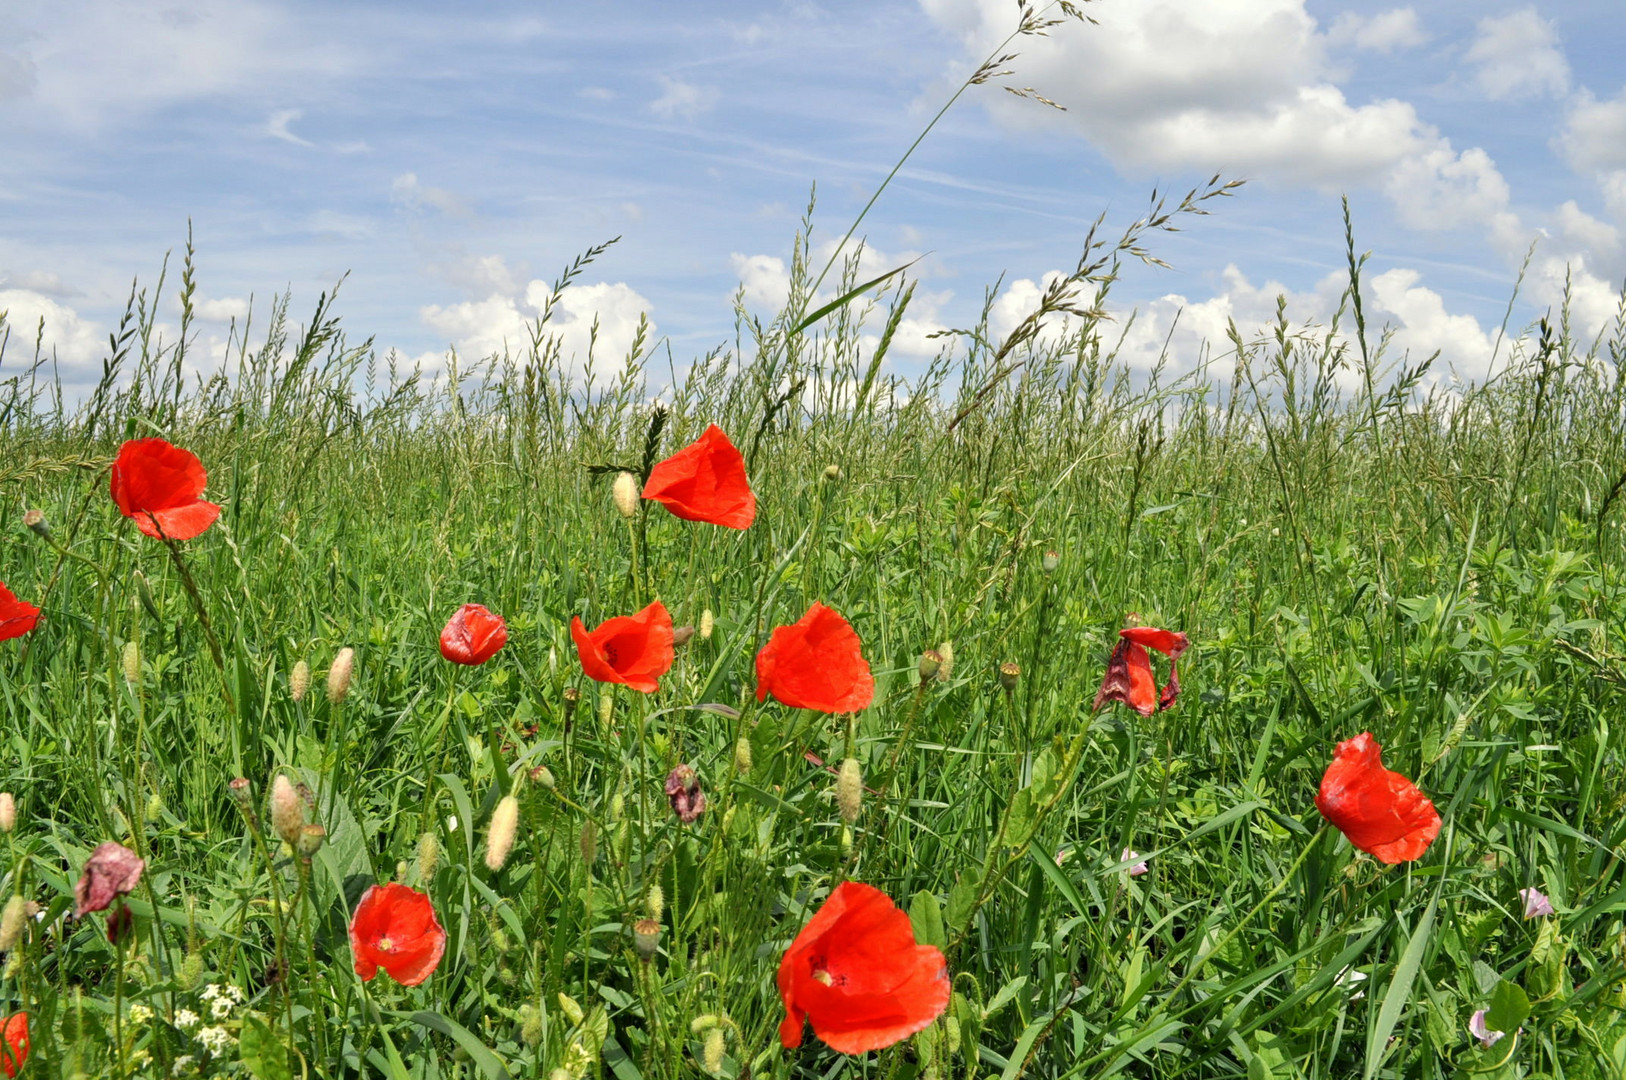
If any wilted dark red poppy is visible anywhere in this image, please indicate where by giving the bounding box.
[74,841,146,917]
[439,603,508,665]
[109,437,222,541]
[571,599,675,693]
[0,583,40,642]
[0,1013,26,1078]
[641,424,756,529]
[778,881,950,1054]
[349,882,446,987]
[756,602,874,713]
[1315,732,1441,864]
[1092,625,1189,716]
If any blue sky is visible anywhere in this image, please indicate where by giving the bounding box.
[2,0,1624,398]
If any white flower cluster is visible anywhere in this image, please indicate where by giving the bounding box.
[172,1054,195,1076]
[173,1008,199,1030]
[127,1002,153,1025]
[200,982,245,1019]
[197,1025,234,1056]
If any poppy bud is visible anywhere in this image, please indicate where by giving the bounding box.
[289,660,310,703]
[562,685,581,721]
[700,609,714,639]
[396,860,410,881]
[518,1005,543,1047]
[106,903,134,944]
[269,774,304,846]
[672,625,696,647]
[0,793,14,833]
[702,1028,726,1075]
[998,662,1021,692]
[732,736,753,775]
[579,820,598,865]
[295,824,327,859]
[822,464,841,482]
[146,791,163,821]
[485,795,520,871]
[646,884,665,922]
[598,693,614,727]
[529,765,555,790]
[327,647,355,704]
[0,895,26,951]
[23,508,50,539]
[665,765,707,824]
[416,831,441,882]
[612,472,641,519]
[691,1014,720,1033]
[632,917,661,961]
[1041,549,1059,574]
[121,640,141,684]
[918,649,942,683]
[133,569,161,622]
[836,758,863,823]
[935,640,954,681]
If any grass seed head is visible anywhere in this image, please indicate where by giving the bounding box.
[0,793,14,833]
[485,795,520,871]
[612,471,640,519]
[269,774,304,846]
[121,640,141,684]
[416,831,441,881]
[327,647,355,704]
[702,1028,726,1075]
[936,640,954,681]
[289,660,310,703]
[0,895,27,951]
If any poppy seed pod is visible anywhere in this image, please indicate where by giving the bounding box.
[918,649,942,683]
[529,765,555,790]
[121,640,141,684]
[1041,549,1059,574]
[612,472,641,519]
[23,508,49,539]
[327,647,355,704]
[998,662,1021,692]
[0,895,26,951]
[836,758,862,824]
[0,794,14,834]
[227,777,253,810]
[485,796,520,872]
[295,824,327,860]
[289,660,310,703]
[269,775,305,846]
[632,918,662,961]
[700,609,714,639]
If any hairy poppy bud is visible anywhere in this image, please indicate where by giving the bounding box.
[822,464,841,482]
[579,820,598,865]
[289,660,310,703]
[0,793,14,833]
[485,796,520,871]
[529,765,555,790]
[632,917,661,961]
[598,693,614,727]
[702,1028,726,1075]
[327,647,355,704]
[0,895,26,951]
[699,609,714,639]
[918,649,942,683]
[612,471,641,519]
[295,824,327,859]
[935,640,954,682]
[269,774,304,846]
[519,1005,543,1048]
[998,662,1020,692]
[1042,549,1059,574]
[23,508,50,539]
[133,569,161,622]
[837,758,863,823]
[672,625,696,647]
[416,831,441,882]
[732,736,753,775]
[121,640,141,684]
[646,884,665,922]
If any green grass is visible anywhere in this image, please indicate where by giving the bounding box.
[2,203,1625,1080]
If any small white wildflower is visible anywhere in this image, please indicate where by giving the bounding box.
[200,983,222,1002]
[224,984,245,1003]
[131,1048,152,1068]
[128,1002,153,1025]
[197,1025,234,1056]
[210,996,233,1019]
[172,1054,195,1076]
[173,1008,199,1030]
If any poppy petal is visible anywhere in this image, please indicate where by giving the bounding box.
[110,438,220,541]
[1120,626,1189,660]
[0,582,41,642]
[440,603,508,665]
[572,601,674,693]
[642,424,756,529]
[131,500,223,541]
[1093,639,1158,715]
[348,883,447,987]
[755,602,874,713]
[1315,732,1441,864]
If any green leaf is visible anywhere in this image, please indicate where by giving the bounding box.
[1363,893,1437,1080]
[983,976,1028,1020]
[410,1010,512,1079]
[239,1015,293,1080]
[910,890,947,950]
[945,871,978,934]
[1486,979,1530,1034]
[790,258,921,335]
[1526,919,1565,1000]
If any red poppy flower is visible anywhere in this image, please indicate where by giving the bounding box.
[0,1012,26,1078]
[756,602,874,713]
[1092,625,1189,716]
[349,882,446,987]
[778,881,950,1054]
[0,582,40,642]
[641,424,756,529]
[439,603,508,665]
[109,437,222,540]
[75,841,146,917]
[571,599,675,693]
[1315,732,1441,864]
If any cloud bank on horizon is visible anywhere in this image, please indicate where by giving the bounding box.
[1,0,1621,398]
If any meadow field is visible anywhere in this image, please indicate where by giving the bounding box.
[2,197,1626,1080]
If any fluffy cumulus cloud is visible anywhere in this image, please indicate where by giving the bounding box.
[417,278,654,377]
[1327,8,1426,54]
[918,0,1513,224]
[1557,89,1626,222]
[0,288,105,377]
[1464,7,1570,102]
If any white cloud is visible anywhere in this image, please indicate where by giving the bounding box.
[731,253,790,310]
[1385,144,1511,230]
[1557,89,1626,174]
[1368,269,1495,376]
[1464,7,1569,101]
[1328,8,1426,53]
[0,269,80,298]
[0,288,103,376]
[390,173,471,218]
[194,296,251,323]
[650,75,720,121]
[266,108,313,147]
[419,279,654,375]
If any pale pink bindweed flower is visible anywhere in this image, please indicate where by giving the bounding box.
[1120,848,1149,876]
[1518,886,1553,918]
[1468,1009,1505,1048]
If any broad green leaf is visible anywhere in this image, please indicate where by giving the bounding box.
[945,871,978,934]
[238,1015,293,1080]
[910,889,947,950]
[1486,979,1530,1034]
